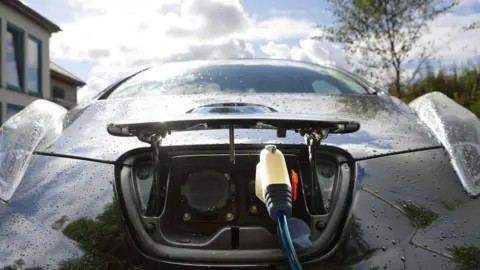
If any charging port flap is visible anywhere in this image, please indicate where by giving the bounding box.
[106,113,360,143]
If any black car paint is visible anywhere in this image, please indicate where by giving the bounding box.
[1,60,479,269]
[42,93,440,162]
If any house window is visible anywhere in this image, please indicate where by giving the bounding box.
[6,24,25,90]
[6,104,24,121]
[27,35,42,95]
[52,86,65,99]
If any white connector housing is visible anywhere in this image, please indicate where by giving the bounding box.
[255,145,291,202]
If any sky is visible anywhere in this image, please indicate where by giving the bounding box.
[22,0,480,102]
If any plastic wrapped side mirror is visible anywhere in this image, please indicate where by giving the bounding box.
[410,92,480,197]
[0,100,67,201]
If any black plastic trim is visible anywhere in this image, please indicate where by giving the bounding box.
[356,146,444,161]
[34,151,116,164]
[113,144,356,267]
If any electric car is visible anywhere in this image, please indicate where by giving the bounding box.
[1,59,479,269]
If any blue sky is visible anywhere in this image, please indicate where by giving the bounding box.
[22,0,480,101]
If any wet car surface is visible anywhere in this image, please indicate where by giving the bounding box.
[1,60,479,269]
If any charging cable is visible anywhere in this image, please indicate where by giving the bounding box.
[255,145,303,270]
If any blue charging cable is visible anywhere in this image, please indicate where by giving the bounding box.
[256,145,304,270]
[277,213,302,270]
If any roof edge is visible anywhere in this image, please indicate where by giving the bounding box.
[50,61,86,87]
[51,70,86,87]
[2,0,62,33]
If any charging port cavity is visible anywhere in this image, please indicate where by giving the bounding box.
[115,144,354,264]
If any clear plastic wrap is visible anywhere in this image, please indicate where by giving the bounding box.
[410,92,480,196]
[0,100,67,201]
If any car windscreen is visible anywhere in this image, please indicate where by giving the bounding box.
[107,62,369,99]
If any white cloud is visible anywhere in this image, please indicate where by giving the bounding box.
[68,0,180,13]
[258,1,480,88]
[239,18,313,40]
[422,12,480,64]
[52,0,480,102]
[165,0,250,38]
[51,0,316,102]
[260,38,349,70]
[459,0,480,6]
[268,8,326,17]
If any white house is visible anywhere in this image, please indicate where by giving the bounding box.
[0,0,85,124]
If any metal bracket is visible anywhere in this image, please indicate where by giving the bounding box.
[302,128,330,215]
[229,125,235,164]
[146,136,164,216]
[140,131,169,144]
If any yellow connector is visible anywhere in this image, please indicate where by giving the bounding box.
[255,145,291,202]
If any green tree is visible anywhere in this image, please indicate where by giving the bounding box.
[400,60,480,118]
[58,203,130,270]
[0,259,42,270]
[314,0,458,98]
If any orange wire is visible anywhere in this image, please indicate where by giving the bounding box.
[290,169,299,202]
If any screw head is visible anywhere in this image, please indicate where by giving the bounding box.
[225,212,234,221]
[315,221,326,230]
[145,223,156,234]
[250,205,258,214]
[183,213,191,221]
